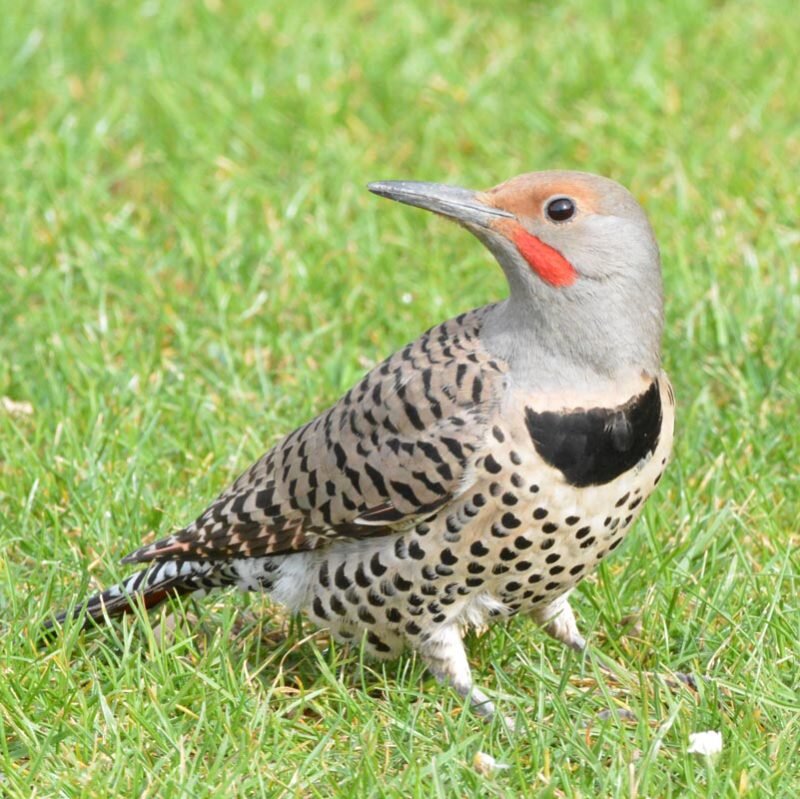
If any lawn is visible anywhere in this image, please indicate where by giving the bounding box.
[1,0,798,796]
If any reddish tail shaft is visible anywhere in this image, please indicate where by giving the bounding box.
[44,559,227,633]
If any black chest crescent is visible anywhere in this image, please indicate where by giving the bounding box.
[524,381,663,487]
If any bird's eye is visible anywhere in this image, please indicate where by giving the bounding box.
[545,197,576,222]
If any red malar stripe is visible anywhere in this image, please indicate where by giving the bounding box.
[511,227,577,287]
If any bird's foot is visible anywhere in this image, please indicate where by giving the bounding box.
[530,593,587,652]
[418,625,514,729]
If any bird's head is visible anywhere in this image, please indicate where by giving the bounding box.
[368,171,664,392]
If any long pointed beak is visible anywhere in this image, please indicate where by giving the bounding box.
[367,180,514,228]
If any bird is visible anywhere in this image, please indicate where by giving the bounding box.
[47,170,674,722]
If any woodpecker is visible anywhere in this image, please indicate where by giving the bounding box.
[49,171,674,721]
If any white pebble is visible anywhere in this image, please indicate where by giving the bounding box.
[687,730,723,756]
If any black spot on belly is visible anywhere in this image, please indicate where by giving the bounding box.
[386,607,402,623]
[329,594,346,616]
[367,590,385,606]
[370,553,387,576]
[318,562,330,589]
[355,564,371,588]
[408,541,425,560]
[440,548,458,565]
[525,381,662,487]
[312,596,329,620]
[484,454,502,474]
[501,512,521,529]
[358,607,376,624]
[367,631,391,653]
[515,536,533,550]
[470,541,489,557]
[421,565,437,581]
[542,522,559,534]
[334,564,352,590]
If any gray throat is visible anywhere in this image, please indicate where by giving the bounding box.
[480,297,658,394]
[479,279,663,395]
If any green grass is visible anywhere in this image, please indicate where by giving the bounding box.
[1,0,798,795]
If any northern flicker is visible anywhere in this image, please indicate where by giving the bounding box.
[48,171,674,721]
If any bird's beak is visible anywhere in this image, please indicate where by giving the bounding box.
[368,181,514,229]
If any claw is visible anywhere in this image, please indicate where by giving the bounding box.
[419,625,506,724]
[530,592,587,652]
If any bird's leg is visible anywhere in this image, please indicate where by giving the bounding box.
[529,591,587,652]
[418,625,504,724]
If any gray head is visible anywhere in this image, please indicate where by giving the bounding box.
[369,171,663,394]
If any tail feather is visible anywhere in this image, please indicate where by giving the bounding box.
[44,559,230,634]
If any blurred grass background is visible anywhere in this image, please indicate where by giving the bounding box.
[0,0,798,796]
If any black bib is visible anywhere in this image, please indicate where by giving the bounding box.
[525,381,662,487]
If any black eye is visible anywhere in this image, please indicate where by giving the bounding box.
[545,197,576,222]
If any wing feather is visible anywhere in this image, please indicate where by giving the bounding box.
[123,307,508,564]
